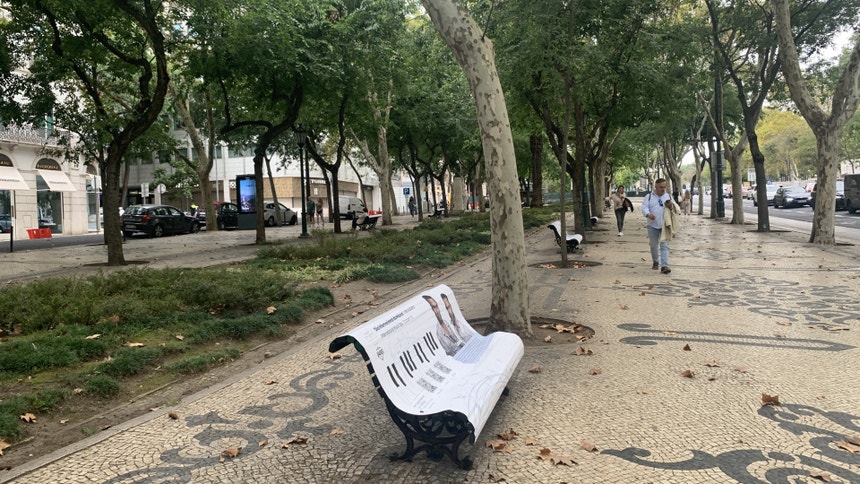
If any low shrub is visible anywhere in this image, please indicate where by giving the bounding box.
[84,374,122,399]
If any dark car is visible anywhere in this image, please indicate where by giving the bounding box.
[121,204,201,238]
[809,180,846,211]
[214,202,240,230]
[773,186,810,208]
[0,213,11,233]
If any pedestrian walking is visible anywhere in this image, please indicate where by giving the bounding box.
[609,185,633,236]
[408,196,416,217]
[306,198,315,224]
[681,190,692,215]
[316,198,324,226]
[642,178,680,274]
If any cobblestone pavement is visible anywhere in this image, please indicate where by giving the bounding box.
[2,211,860,483]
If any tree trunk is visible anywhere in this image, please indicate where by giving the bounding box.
[529,133,543,208]
[422,0,530,336]
[773,0,860,244]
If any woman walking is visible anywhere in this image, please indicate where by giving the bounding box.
[610,185,633,236]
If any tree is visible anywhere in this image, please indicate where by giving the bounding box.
[1,0,171,265]
[420,0,530,335]
[773,0,860,244]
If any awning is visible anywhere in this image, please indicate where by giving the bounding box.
[0,165,31,191]
[37,169,77,192]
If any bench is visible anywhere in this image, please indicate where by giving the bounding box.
[329,284,523,469]
[352,213,380,230]
[547,221,583,252]
[429,207,446,218]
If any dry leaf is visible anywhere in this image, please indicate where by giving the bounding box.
[175,335,184,341]
[574,346,593,356]
[776,321,792,326]
[683,344,691,351]
[845,435,860,446]
[524,437,540,446]
[19,413,36,423]
[315,318,326,324]
[85,334,101,340]
[488,474,507,483]
[733,366,748,373]
[589,368,601,375]
[580,439,598,452]
[537,448,553,460]
[528,364,541,374]
[0,438,10,456]
[681,370,695,378]
[330,428,345,435]
[259,440,267,447]
[703,360,720,367]
[835,440,860,453]
[264,380,278,385]
[637,388,654,395]
[761,393,780,406]
[551,455,577,466]
[328,353,342,360]
[168,412,179,420]
[809,471,832,482]
[498,428,519,441]
[662,331,677,336]
[544,335,552,343]
[59,419,68,425]
[220,447,241,458]
[283,437,308,446]
[123,342,145,347]
[266,306,277,314]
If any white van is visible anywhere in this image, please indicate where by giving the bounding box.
[338,196,367,219]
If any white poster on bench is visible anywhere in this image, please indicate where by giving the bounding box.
[333,284,523,441]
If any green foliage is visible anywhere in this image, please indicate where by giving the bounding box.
[95,347,163,378]
[84,375,122,399]
[163,348,241,375]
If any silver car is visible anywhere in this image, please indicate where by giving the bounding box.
[263,202,297,226]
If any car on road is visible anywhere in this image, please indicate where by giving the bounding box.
[773,186,810,208]
[753,185,781,207]
[746,186,758,201]
[809,180,846,211]
[195,201,240,230]
[263,201,297,226]
[0,213,11,233]
[121,204,201,238]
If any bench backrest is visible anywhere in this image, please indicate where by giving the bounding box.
[329,284,523,442]
[548,221,583,246]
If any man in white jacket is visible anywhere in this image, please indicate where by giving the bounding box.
[642,178,678,274]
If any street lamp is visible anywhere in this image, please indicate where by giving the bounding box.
[294,126,309,238]
[304,133,313,223]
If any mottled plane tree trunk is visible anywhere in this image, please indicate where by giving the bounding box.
[421,0,530,336]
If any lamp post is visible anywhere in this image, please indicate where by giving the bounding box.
[305,135,313,223]
[294,126,309,238]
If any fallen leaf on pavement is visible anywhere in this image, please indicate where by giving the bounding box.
[574,346,593,356]
[683,344,691,351]
[835,439,860,453]
[761,394,780,406]
[264,380,278,385]
[544,335,552,343]
[168,412,179,420]
[580,439,598,452]
[524,437,540,446]
[703,361,720,367]
[329,353,342,360]
[733,366,748,373]
[809,471,832,482]
[220,447,241,458]
[528,364,541,374]
[681,370,695,378]
[498,428,518,441]
[637,388,654,395]
[330,428,345,435]
[589,368,601,375]
[259,440,267,447]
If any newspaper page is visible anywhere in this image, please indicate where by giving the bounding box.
[335,284,524,440]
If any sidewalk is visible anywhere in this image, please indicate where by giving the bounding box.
[2,211,860,483]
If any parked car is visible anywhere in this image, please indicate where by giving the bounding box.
[0,213,11,233]
[845,174,860,214]
[263,201,297,226]
[753,185,781,207]
[773,186,810,208]
[121,204,201,238]
[746,186,758,201]
[809,180,846,210]
[214,202,240,229]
